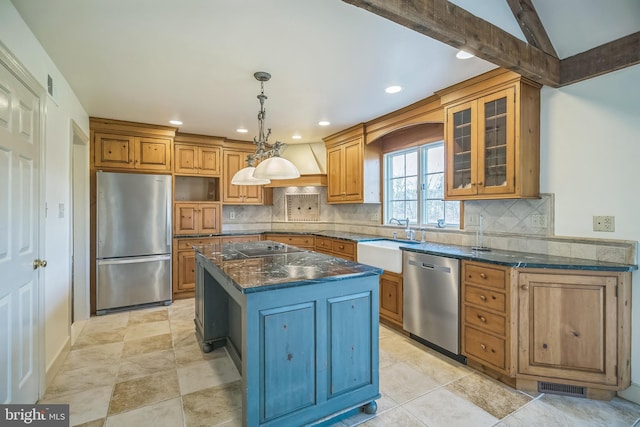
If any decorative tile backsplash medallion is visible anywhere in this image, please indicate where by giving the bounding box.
[286,193,320,222]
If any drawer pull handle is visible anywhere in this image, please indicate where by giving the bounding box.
[480,344,486,350]
[478,315,487,323]
[339,245,344,249]
[521,285,529,290]
[479,295,487,301]
[480,273,487,279]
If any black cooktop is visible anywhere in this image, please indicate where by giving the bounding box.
[238,244,304,258]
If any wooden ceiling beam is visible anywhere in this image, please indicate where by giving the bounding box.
[506,0,557,58]
[560,31,640,86]
[342,0,561,87]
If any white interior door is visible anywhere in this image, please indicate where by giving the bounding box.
[0,57,42,403]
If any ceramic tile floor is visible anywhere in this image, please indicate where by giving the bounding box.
[41,298,640,427]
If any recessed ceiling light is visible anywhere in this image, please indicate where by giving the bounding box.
[169,120,183,125]
[456,50,474,59]
[292,135,302,140]
[318,121,330,126]
[236,128,248,133]
[385,85,402,94]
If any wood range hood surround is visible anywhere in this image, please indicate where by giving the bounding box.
[263,142,327,187]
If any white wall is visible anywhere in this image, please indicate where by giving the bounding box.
[540,64,640,400]
[0,0,89,377]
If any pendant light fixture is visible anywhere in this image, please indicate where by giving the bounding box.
[231,72,300,185]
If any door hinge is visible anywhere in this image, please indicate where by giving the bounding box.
[615,285,618,298]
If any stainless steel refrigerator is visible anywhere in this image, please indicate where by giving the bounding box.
[96,171,172,314]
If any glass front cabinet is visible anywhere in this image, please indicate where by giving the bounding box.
[443,70,541,200]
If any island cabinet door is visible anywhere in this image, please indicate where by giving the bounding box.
[261,304,316,422]
[327,292,373,396]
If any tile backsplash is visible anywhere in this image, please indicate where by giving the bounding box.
[222,187,636,265]
[463,194,554,236]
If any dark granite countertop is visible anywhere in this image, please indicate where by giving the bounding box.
[181,230,637,272]
[194,240,383,294]
[400,242,637,272]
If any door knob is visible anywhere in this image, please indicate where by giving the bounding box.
[33,259,47,269]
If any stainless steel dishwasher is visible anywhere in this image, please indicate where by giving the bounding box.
[403,251,465,362]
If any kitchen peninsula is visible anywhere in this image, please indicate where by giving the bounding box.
[194,240,383,427]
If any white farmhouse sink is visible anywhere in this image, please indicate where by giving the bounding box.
[357,239,419,274]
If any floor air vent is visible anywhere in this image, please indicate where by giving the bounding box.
[538,381,587,398]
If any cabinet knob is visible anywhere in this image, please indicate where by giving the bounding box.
[521,285,529,290]
[480,273,487,279]
[339,245,344,249]
[478,181,483,186]
[478,315,487,323]
[480,344,486,350]
[479,295,487,301]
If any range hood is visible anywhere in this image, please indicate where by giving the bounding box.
[264,142,327,187]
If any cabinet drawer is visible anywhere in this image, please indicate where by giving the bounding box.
[315,237,333,251]
[332,240,355,257]
[221,234,261,244]
[464,327,505,369]
[265,234,314,248]
[464,263,506,290]
[465,305,506,336]
[464,285,505,312]
[177,237,220,250]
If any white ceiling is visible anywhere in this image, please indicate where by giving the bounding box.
[10,0,640,144]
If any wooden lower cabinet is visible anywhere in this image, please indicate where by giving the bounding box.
[379,271,403,327]
[314,237,356,261]
[517,270,631,392]
[461,261,515,377]
[220,234,261,244]
[461,260,632,395]
[263,233,315,250]
[173,237,220,299]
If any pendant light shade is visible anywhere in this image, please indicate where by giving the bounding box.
[231,166,271,185]
[253,156,300,179]
[231,71,300,186]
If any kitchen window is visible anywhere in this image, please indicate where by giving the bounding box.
[384,141,460,227]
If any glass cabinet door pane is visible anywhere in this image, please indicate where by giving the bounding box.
[483,97,507,187]
[452,108,473,189]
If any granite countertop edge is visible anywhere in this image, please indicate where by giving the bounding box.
[194,243,384,294]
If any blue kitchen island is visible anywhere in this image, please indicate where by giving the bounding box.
[193,240,383,427]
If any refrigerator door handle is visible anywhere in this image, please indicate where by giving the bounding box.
[97,254,171,265]
[166,184,172,247]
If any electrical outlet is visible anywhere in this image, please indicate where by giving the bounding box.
[229,211,236,220]
[593,215,615,232]
[531,214,547,228]
[466,214,479,226]
[58,203,65,219]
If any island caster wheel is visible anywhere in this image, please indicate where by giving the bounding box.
[362,401,377,415]
[202,343,213,353]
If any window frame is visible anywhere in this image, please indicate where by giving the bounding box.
[383,140,459,228]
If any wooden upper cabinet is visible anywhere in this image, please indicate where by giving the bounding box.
[173,133,223,176]
[174,201,221,235]
[91,118,176,172]
[222,144,272,205]
[94,133,135,168]
[323,124,380,204]
[439,69,540,200]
